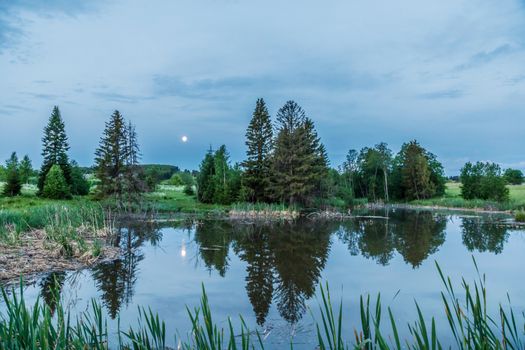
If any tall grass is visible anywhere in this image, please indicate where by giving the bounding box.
[314,258,525,349]
[0,260,523,349]
[0,203,107,244]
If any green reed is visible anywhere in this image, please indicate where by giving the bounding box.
[0,259,523,349]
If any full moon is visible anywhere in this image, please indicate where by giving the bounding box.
[181,135,188,143]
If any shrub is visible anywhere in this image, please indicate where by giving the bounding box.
[70,162,90,196]
[166,173,184,186]
[2,152,22,197]
[42,165,71,199]
[515,210,525,222]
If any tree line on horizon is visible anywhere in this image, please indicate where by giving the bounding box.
[195,98,522,206]
[1,102,522,205]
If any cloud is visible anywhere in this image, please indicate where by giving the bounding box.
[454,44,517,71]
[417,89,464,99]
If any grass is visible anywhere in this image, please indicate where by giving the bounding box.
[409,182,525,211]
[0,259,523,349]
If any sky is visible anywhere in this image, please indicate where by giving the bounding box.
[1,0,524,174]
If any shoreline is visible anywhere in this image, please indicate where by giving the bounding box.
[0,228,120,285]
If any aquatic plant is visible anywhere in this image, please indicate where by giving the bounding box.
[0,259,524,349]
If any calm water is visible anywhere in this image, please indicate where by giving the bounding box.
[5,209,525,348]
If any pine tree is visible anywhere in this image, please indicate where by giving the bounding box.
[213,145,230,204]
[270,101,328,205]
[197,148,216,203]
[42,164,71,199]
[19,155,33,184]
[242,98,273,202]
[38,106,72,194]
[94,110,129,201]
[122,121,145,204]
[2,152,22,197]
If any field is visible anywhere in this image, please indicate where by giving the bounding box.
[410,182,525,211]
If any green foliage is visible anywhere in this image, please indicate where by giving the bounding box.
[504,168,524,185]
[242,98,273,202]
[42,164,71,199]
[0,165,6,182]
[390,140,445,201]
[70,161,90,196]
[460,162,509,202]
[197,146,241,205]
[270,100,328,205]
[352,143,393,202]
[38,106,73,195]
[514,210,525,222]
[2,152,22,197]
[166,173,184,186]
[94,111,145,208]
[18,155,33,184]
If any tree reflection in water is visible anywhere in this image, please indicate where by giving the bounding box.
[461,217,509,254]
[338,210,447,267]
[91,221,162,319]
[41,209,513,328]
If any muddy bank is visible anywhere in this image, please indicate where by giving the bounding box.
[228,209,300,221]
[0,229,120,284]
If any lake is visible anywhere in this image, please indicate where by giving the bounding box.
[5,209,525,348]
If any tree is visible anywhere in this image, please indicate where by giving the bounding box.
[2,152,22,197]
[94,111,144,207]
[242,98,273,202]
[374,142,392,202]
[460,162,509,202]
[19,155,33,184]
[196,148,216,203]
[42,164,71,199]
[70,161,90,196]
[213,145,231,204]
[38,106,72,195]
[95,110,128,199]
[270,101,328,205]
[389,140,445,201]
[504,168,524,185]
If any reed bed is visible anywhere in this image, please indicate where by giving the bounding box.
[0,204,117,282]
[229,203,299,221]
[0,259,523,349]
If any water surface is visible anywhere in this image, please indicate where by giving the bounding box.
[6,209,525,348]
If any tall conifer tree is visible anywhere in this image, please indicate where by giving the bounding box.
[38,106,72,194]
[3,152,22,197]
[270,101,328,205]
[94,110,129,202]
[243,98,273,202]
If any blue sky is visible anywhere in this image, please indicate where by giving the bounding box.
[1,0,524,174]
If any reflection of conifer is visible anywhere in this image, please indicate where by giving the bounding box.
[194,221,233,276]
[270,223,331,324]
[38,271,66,315]
[235,226,275,326]
[91,225,143,319]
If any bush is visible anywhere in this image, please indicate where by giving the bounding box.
[166,173,184,186]
[515,210,525,222]
[504,168,524,185]
[42,165,71,199]
[70,163,90,196]
[460,162,509,202]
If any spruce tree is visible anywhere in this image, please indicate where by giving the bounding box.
[270,101,328,205]
[19,155,33,184]
[213,145,231,204]
[94,111,144,208]
[42,164,71,199]
[38,106,72,194]
[242,98,273,202]
[197,148,216,203]
[2,152,22,197]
